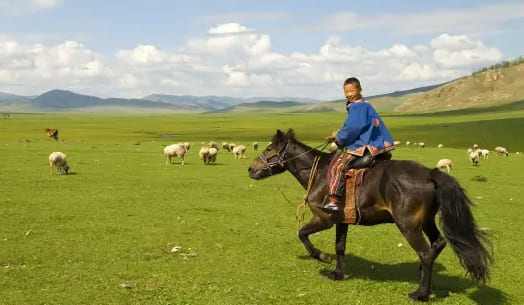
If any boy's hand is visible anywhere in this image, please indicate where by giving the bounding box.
[325,135,336,143]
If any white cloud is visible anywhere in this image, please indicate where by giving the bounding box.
[115,45,167,65]
[0,24,506,99]
[32,0,59,8]
[430,34,502,68]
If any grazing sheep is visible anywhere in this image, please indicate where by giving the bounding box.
[49,152,69,174]
[467,148,473,154]
[228,143,236,152]
[418,142,425,148]
[480,149,489,160]
[436,159,453,173]
[208,147,218,163]
[208,141,218,149]
[393,140,401,146]
[469,150,480,166]
[198,146,210,164]
[253,141,259,151]
[164,144,187,165]
[232,145,246,159]
[222,142,230,152]
[437,144,444,148]
[494,146,509,156]
[473,144,479,150]
[406,141,411,147]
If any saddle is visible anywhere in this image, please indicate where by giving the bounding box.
[343,168,367,224]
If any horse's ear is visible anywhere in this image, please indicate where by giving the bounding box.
[286,129,295,139]
[276,129,284,138]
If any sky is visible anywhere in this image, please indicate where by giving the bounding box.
[1,0,523,100]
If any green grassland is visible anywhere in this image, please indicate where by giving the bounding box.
[0,110,523,304]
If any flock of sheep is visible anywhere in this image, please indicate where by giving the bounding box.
[163,141,258,166]
[436,144,512,173]
[48,137,516,175]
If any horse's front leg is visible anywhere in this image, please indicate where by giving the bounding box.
[298,216,334,263]
[327,223,348,280]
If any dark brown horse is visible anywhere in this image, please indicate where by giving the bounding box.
[248,129,492,302]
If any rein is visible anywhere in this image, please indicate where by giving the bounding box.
[261,141,329,233]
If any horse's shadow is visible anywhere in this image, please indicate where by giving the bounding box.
[305,253,508,304]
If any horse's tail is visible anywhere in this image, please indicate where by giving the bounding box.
[429,168,492,283]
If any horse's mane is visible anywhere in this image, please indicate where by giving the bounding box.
[272,129,334,157]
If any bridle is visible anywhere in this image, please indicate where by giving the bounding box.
[256,140,329,175]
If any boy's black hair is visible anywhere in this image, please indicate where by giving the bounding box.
[343,77,362,90]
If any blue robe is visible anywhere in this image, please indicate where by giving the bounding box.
[335,100,395,156]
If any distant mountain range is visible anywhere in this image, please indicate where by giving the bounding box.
[0,90,320,113]
[1,58,523,113]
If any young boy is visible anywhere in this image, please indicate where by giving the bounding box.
[321,77,395,212]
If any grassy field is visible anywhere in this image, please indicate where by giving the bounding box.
[0,110,523,304]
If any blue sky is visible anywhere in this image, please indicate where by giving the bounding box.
[1,0,523,100]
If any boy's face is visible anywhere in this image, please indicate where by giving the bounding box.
[343,83,361,102]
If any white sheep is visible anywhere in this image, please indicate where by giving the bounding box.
[436,159,453,173]
[394,140,401,146]
[232,145,246,159]
[418,142,425,148]
[473,144,479,150]
[164,144,187,165]
[469,150,480,166]
[208,141,218,149]
[406,141,411,147]
[467,148,473,154]
[494,146,509,156]
[228,143,236,152]
[198,146,210,164]
[480,149,489,160]
[49,152,70,174]
[221,142,230,152]
[437,144,444,148]
[208,147,218,163]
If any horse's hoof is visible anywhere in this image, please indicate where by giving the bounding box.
[318,252,332,263]
[408,291,429,302]
[325,271,344,281]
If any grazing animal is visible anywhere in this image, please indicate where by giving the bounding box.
[208,147,218,163]
[232,145,246,159]
[222,142,231,152]
[418,142,425,148]
[45,128,59,141]
[49,152,69,174]
[253,141,259,151]
[438,144,444,148]
[436,158,453,173]
[393,140,401,146]
[480,149,490,160]
[494,146,509,156]
[164,144,187,165]
[199,146,210,164]
[208,141,218,149]
[469,150,480,166]
[228,143,236,152]
[182,142,191,152]
[405,141,411,147]
[248,129,491,302]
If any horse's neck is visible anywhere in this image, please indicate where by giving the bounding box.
[285,141,329,190]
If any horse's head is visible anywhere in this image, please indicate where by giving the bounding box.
[248,129,293,180]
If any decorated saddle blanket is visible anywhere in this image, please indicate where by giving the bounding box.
[343,168,366,224]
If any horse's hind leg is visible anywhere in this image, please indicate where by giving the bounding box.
[298,217,334,263]
[397,221,434,302]
[423,218,447,261]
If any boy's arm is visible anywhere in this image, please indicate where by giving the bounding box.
[335,103,369,147]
